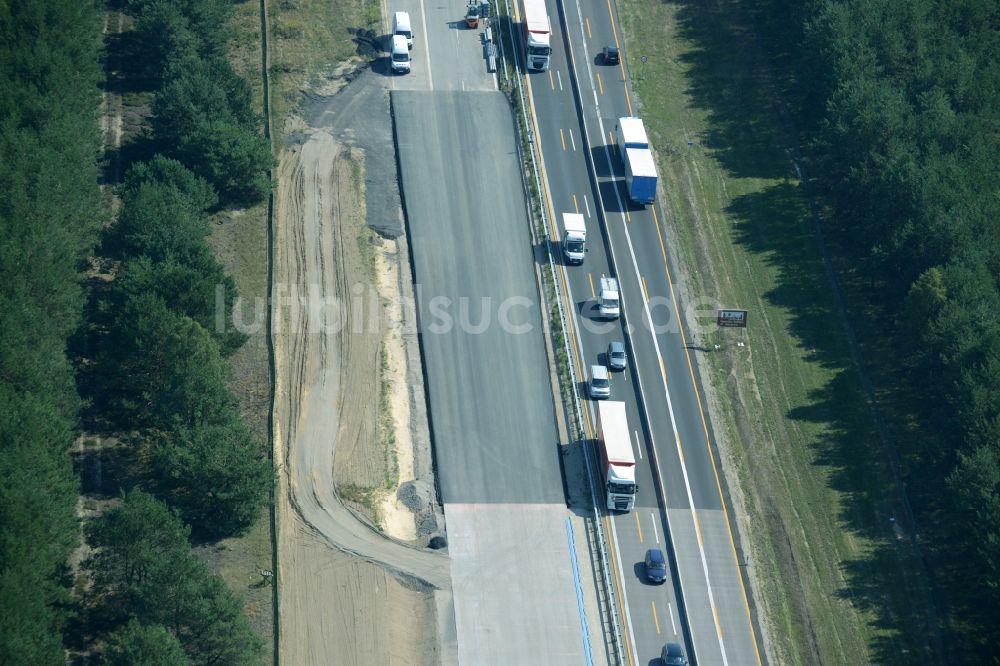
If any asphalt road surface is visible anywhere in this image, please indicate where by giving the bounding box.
[395,89,593,664]
[384,0,614,660]
[395,90,565,506]
[386,0,766,660]
[520,0,767,662]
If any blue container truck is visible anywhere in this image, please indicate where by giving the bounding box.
[623,147,657,204]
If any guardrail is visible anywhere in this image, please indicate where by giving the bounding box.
[493,3,626,662]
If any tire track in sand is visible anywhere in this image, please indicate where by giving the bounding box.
[273,130,450,588]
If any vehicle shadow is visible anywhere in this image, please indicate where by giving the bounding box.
[371,57,396,78]
[590,144,617,179]
[596,177,631,214]
[592,53,620,68]
[631,561,664,586]
[560,437,598,515]
[576,298,616,326]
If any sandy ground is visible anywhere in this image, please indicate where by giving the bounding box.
[377,245,418,541]
[273,130,449,665]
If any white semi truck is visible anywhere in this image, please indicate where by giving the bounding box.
[562,213,586,264]
[521,0,552,71]
[596,401,637,511]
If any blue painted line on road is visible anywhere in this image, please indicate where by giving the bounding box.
[566,517,594,665]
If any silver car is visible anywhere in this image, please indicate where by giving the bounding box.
[589,365,611,399]
[608,341,627,371]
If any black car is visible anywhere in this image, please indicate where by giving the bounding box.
[661,642,688,666]
[603,45,620,65]
[644,548,667,583]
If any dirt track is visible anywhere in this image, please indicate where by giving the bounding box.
[272,131,450,664]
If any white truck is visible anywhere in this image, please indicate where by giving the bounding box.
[598,275,620,319]
[615,116,650,151]
[596,401,637,512]
[562,213,586,264]
[521,0,552,71]
[615,117,658,205]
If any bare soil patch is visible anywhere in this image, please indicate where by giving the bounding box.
[272,131,444,664]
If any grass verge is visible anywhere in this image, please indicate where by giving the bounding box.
[219,0,382,651]
[195,506,275,648]
[265,0,380,140]
[379,342,400,491]
[616,0,934,663]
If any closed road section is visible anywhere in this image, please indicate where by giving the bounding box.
[394,90,589,663]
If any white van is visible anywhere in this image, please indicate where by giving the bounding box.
[589,365,611,400]
[390,34,411,73]
[393,11,413,49]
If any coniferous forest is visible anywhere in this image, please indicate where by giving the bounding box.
[0,2,104,661]
[1,1,272,664]
[757,0,1000,658]
[1,0,997,662]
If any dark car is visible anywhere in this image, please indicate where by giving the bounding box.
[644,548,667,583]
[608,340,627,371]
[603,44,620,65]
[661,642,688,666]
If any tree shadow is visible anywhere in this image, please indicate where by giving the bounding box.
[727,182,944,662]
[347,26,383,58]
[99,133,160,186]
[102,26,162,94]
[72,442,145,499]
[673,0,797,181]
[671,0,948,657]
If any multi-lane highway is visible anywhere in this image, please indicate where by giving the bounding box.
[379,0,765,661]
[520,0,765,662]
[385,1,607,662]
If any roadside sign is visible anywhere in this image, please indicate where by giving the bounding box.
[717,309,748,328]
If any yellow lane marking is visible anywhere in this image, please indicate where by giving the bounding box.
[588,273,596,299]
[635,511,644,543]
[652,602,662,634]
[586,17,592,39]
[652,204,667,263]
[625,210,631,223]
[523,59,639,666]
[652,200,764,665]
[604,513,637,666]
[573,194,579,214]
[603,0,632,116]
[693,510,703,546]
[548,69,555,90]
[597,71,604,95]
[641,276,649,301]
[560,127,566,150]
[621,58,632,115]
[713,604,724,639]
